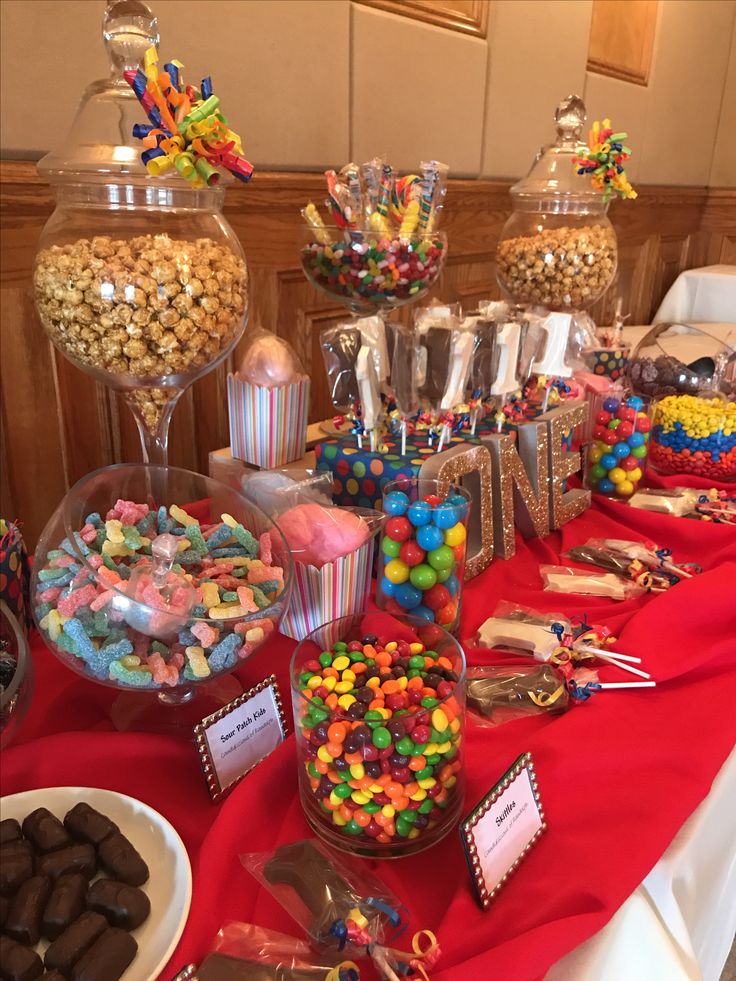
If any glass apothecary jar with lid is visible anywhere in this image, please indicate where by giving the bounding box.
[496,95,618,313]
[32,0,248,465]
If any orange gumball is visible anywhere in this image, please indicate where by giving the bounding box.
[435,602,457,626]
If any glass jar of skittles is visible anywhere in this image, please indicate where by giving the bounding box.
[291,613,466,858]
[376,479,470,634]
[585,393,651,497]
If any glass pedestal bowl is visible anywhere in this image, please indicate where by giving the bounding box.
[32,464,293,733]
[299,226,447,316]
[0,601,34,749]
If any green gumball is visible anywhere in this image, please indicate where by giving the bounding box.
[427,545,454,571]
[590,463,606,480]
[382,537,401,558]
[631,445,648,459]
[409,564,437,590]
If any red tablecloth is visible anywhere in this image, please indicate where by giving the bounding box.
[3,482,736,981]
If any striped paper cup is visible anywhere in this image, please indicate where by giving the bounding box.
[228,374,310,468]
[279,538,375,641]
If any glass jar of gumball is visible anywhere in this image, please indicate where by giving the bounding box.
[291,613,466,858]
[376,479,470,633]
[585,393,651,497]
[649,395,736,480]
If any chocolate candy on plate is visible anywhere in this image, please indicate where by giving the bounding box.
[37,845,96,882]
[96,834,148,887]
[0,935,44,981]
[4,876,51,947]
[69,927,137,981]
[22,809,72,854]
[42,873,88,941]
[63,804,118,848]
[44,911,109,975]
[86,879,150,930]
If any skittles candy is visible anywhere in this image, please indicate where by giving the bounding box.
[291,615,466,857]
[377,480,470,632]
[585,394,651,497]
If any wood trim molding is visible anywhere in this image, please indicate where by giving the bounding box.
[354,0,489,38]
[587,0,658,86]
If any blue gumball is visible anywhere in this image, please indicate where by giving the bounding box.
[407,501,432,527]
[603,397,620,413]
[600,453,617,470]
[598,477,615,494]
[380,577,398,597]
[433,503,459,528]
[444,574,460,596]
[383,490,409,516]
[417,524,444,551]
[446,493,469,517]
[626,395,644,411]
[394,582,423,610]
[412,605,436,622]
[613,442,631,459]
[628,432,645,448]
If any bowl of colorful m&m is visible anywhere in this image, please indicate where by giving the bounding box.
[291,612,465,858]
[376,479,470,633]
[32,465,293,719]
[649,395,736,480]
[585,393,651,497]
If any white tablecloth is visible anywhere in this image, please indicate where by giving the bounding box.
[653,266,736,324]
[546,748,736,980]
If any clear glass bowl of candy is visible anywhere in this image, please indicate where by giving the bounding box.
[649,395,736,480]
[32,464,292,726]
[496,96,617,311]
[31,2,249,466]
[299,226,448,315]
[0,601,34,750]
[585,393,651,497]
[375,479,470,634]
[291,612,465,858]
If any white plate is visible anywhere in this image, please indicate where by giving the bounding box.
[1,786,192,981]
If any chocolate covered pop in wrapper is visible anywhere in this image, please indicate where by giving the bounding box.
[467,663,569,726]
[170,922,360,981]
[243,840,440,981]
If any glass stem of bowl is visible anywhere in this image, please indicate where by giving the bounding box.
[123,389,182,468]
[158,687,195,706]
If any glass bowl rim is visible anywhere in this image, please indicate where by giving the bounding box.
[289,611,467,712]
[0,600,31,711]
[42,462,294,627]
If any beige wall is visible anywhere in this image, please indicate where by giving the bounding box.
[1,0,734,186]
[711,20,736,187]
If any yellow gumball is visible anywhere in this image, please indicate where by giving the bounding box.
[589,446,603,464]
[384,558,409,584]
[616,479,635,496]
[444,523,467,547]
[609,467,626,484]
[629,467,642,483]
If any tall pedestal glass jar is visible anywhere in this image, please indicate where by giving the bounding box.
[32,0,248,466]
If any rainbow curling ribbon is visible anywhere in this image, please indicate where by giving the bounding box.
[125,46,254,188]
[573,117,637,204]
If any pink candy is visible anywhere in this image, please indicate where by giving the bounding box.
[236,586,259,613]
[80,524,98,544]
[258,532,272,566]
[39,587,62,603]
[90,589,116,612]
[191,621,219,647]
[147,651,179,687]
[57,584,97,618]
[248,564,283,585]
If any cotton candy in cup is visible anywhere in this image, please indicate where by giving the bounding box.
[237,330,303,388]
[272,503,371,568]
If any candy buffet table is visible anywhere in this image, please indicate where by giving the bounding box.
[2,474,736,981]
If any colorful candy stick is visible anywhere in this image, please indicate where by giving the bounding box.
[302,203,331,245]
[374,164,394,233]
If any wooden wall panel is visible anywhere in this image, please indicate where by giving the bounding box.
[587,0,658,86]
[1,160,734,548]
[354,0,489,37]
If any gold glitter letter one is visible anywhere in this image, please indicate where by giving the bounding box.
[539,403,591,528]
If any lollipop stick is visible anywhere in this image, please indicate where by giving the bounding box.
[595,653,651,679]
[599,681,656,689]
[401,419,407,457]
[576,644,641,663]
